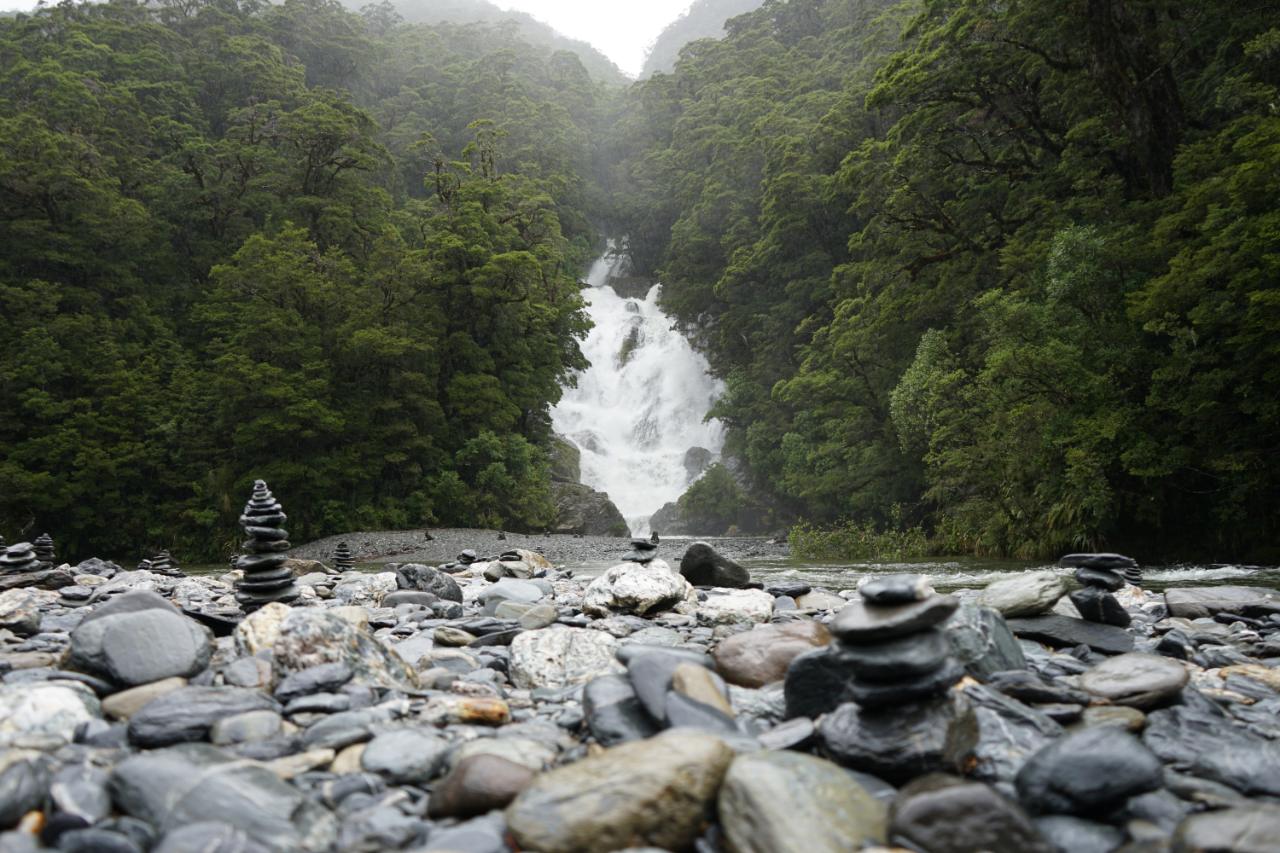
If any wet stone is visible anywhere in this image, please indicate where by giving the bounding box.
[837,627,951,683]
[1078,652,1188,709]
[1069,587,1132,627]
[818,696,978,785]
[830,595,959,643]
[1014,725,1163,815]
[1059,553,1139,571]
[845,659,966,710]
[1074,567,1124,591]
[889,774,1051,853]
[857,574,932,605]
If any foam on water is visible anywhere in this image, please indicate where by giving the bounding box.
[551,247,725,535]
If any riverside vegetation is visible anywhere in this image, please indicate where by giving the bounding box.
[2,0,1279,565]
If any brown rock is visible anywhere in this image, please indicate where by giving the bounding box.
[101,677,188,720]
[671,663,734,717]
[428,755,535,819]
[713,622,830,688]
[421,696,510,726]
[507,731,733,853]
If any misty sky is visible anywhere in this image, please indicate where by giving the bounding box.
[495,1,692,75]
[0,0,693,76]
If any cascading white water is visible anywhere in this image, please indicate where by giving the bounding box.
[552,248,725,535]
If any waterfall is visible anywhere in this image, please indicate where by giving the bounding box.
[551,247,725,535]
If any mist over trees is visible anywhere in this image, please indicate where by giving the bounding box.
[640,0,765,78]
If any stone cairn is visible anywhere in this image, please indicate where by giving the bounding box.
[831,574,965,709]
[233,480,299,610]
[650,531,660,544]
[33,533,55,567]
[456,549,478,566]
[1061,553,1137,628]
[0,542,40,575]
[624,538,658,564]
[145,549,184,578]
[333,542,355,572]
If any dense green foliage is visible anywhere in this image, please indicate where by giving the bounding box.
[614,0,1280,560]
[640,0,764,79]
[0,0,612,559]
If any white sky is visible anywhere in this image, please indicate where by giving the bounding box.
[1,0,693,76]
[495,1,693,76]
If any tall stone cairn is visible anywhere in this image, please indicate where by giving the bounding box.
[33,533,55,567]
[0,542,40,575]
[148,549,185,578]
[333,542,355,572]
[234,480,299,610]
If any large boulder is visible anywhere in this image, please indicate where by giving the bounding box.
[1164,586,1280,619]
[713,621,831,688]
[506,731,733,853]
[679,542,750,588]
[509,626,622,690]
[582,559,694,617]
[718,751,887,853]
[110,744,335,851]
[977,572,1066,618]
[243,607,418,692]
[69,590,212,686]
[395,564,463,602]
[551,482,629,536]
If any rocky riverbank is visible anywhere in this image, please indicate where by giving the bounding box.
[1,537,1279,852]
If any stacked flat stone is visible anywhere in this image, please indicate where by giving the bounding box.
[828,575,965,709]
[233,480,299,610]
[148,550,185,578]
[0,542,40,575]
[1061,553,1136,628]
[624,538,658,564]
[333,542,355,571]
[33,533,55,567]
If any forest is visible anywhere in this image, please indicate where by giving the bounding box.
[2,0,1277,561]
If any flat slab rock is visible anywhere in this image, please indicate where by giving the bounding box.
[1164,586,1280,619]
[1078,652,1189,709]
[1005,615,1134,654]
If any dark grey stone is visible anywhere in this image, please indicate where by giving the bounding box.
[0,754,50,828]
[274,663,352,703]
[626,651,698,723]
[987,671,1092,706]
[846,659,965,709]
[361,729,449,783]
[583,675,659,746]
[946,605,1027,679]
[394,565,462,603]
[1014,726,1163,815]
[819,696,979,785]
[831,595,959,643]
[783,647,858,720]
[1059,553,1138,571]
[889,775,1052,853]
[679,542,750,588]
[56,829,142,853]
[109,744,334,851]
[49,765,111,825]
[837,628,950,682]
[858,574,931,604]
[127,687,281,748]
[962,684,1064,794]
[663,691,738,735]
[1143,700,1280,797]
[1069,587,1131,628]
[1005,615,1134,654]
[1074,567,1124,591]
[69,591,212,687]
